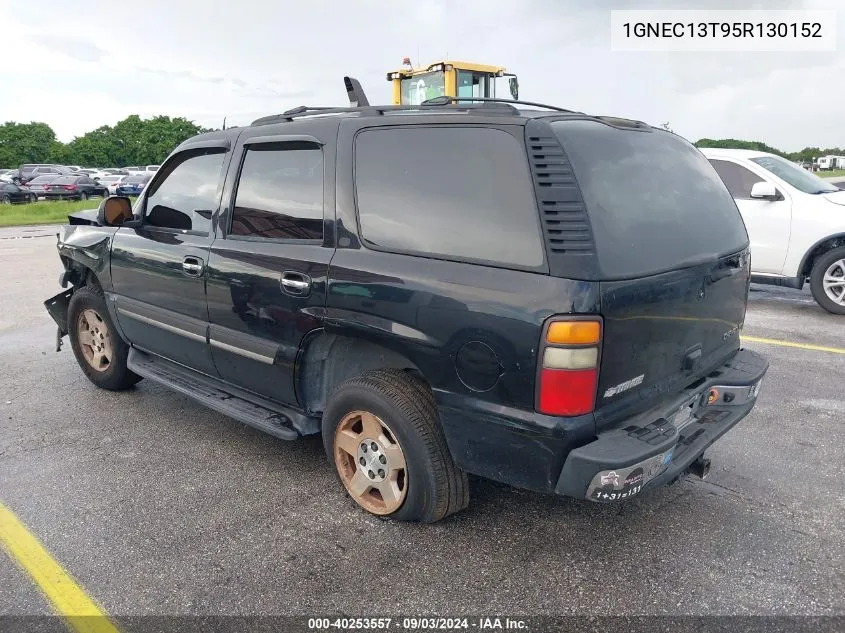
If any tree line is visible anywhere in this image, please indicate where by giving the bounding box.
[0,116,212,169]
[693,138,843,163]
[1,115,842,169]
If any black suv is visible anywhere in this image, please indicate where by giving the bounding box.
[44,83,768,522]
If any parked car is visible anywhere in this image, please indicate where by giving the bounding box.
[114,175,149,196]
[98,175,127,195]
[26,175,60,198]
[43,175,108,201]
[78,169,110,180]
[0,169,21,184]
[102,168,130,176]
[145,165,160,174]
[19,164,74,184]
[702,148,845,314]
[0,182,38,204]
[44,90,768,522]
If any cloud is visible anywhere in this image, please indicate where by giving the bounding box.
[30,34,105,63]
[0,0,842,151]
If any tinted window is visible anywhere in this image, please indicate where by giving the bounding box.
[143,150,224,233]
[52,176,78,185]
[552,121,747,278]
[124,176,146,184]
[708,159,765,198]
[30,176,56,184]
[354,127,544,268]
[231,142,323,240]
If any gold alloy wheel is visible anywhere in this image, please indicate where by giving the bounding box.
[76,309,113,372]
[334,410,408,515]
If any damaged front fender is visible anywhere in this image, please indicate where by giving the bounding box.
[56,222,120,291]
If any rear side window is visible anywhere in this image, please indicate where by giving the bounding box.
[708,159,765,199]
[230,142,324,240]
[552,121,748,278]
[354,127,544,268]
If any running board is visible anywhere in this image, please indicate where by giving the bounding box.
[127,348,317,441]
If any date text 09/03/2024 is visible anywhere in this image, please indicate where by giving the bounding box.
[308,617,529,630]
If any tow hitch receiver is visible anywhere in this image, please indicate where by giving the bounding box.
[686,455,711,479]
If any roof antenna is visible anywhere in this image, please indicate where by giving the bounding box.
[344,76,370,107]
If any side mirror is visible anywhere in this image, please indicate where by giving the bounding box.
[96,196,138,227]
[750,182,779,200]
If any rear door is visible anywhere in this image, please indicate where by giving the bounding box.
[204,124,335,406]
[548,120,751,429]
[110,140,231,375]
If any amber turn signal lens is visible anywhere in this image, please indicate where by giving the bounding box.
[546,321,601,345]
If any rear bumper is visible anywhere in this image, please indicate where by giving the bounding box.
[555,348,769,502]
[436,348,768,500]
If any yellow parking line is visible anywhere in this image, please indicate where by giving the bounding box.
[742,335,845,355]
[0,502,119,633]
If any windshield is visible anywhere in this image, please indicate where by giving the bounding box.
[750,155,839,194]
[400,71,445,105]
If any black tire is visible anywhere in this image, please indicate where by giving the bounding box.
[0,195,9,205]
[809,246,845,315]
[67,284,142,390]
[322,369,469,523]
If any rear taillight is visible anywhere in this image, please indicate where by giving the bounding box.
[63,185,77,191]
[536,318,602,417]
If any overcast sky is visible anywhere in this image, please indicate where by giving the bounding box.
[1,0,842,150]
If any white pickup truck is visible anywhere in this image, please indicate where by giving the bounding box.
[701,148,845,314]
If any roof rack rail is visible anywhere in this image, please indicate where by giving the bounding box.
[421,95,575,113]
[250,101,527,126]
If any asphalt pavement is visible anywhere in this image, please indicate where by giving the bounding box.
[1,225,843,617]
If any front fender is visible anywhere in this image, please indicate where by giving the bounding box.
[57,224,120,291]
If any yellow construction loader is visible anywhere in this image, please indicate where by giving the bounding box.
[386,58,519,105]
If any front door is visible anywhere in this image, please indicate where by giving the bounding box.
[110,144,230,376]
[709,158,792,274]
[205,130,333,406]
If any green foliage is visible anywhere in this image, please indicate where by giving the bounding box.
[0,199,96,227]
[0,122,58,168]
[0,116,212,169]
[694,138,844,163]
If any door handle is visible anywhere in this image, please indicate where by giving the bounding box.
[280,271,311,296]
[182,256,204,277]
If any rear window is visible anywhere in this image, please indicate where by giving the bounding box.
[52,176,78,185]
[30,176,56,183]
[552,120,748,278]
[354,126,544,269]
[124,176,145,184]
